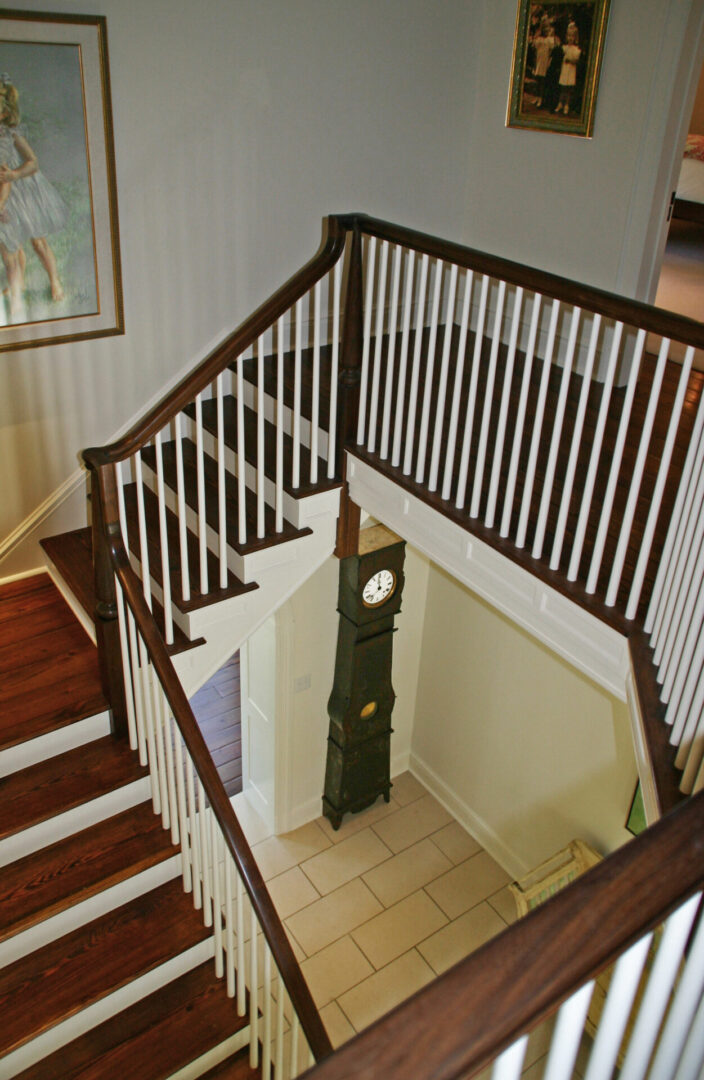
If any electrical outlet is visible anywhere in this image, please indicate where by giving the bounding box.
[294,673,311,693]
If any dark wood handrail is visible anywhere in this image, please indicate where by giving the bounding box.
[349,213,704,350]
[304,788,704,1080]
[107,527,333,1063]
[83,215,348,469]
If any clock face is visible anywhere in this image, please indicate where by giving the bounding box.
[362,569,396,608]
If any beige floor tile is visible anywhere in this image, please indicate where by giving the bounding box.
[316,795,400,845]
[362,837,453,908]
[300,936,374,1008]
[252,821,331,881]
[425,850,512,920]
[286,878,383,956]
[319,1001,356,1049]
[372,794,453,854]
[301,827,392,895]
[431,821,483,865]
[351,889,448,969]
[488,884,519,926]
[390,771,427,806]
[338,949,435,1032]
[417,901,506,975]
[267,866,320,920]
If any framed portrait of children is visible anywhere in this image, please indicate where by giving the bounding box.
[506,1,611,138]
[0,10,123,352]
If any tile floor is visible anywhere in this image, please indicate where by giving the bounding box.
[235,773,526,1052]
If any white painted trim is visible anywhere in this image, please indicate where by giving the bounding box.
[0,710,110,777]
[409,751,529,880]
[44,559,96,643]
[0,565,45,585]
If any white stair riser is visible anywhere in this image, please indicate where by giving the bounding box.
[167,1027,252,1080]
[0,710,110,777]
[0,938,214,1078]
[0,776,151,868]
[0,853,182,970]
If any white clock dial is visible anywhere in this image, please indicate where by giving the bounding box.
[362,569,396,607]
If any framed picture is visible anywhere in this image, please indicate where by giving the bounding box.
[507,1,611,138]
[0,9,122,352]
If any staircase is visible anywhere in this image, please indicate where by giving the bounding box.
[0,574,259,1078]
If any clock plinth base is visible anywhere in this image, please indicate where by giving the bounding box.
[322,787,391,832]
[322,732,392,831]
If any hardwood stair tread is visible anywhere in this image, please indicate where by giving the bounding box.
[0,573,105,752]
[121,483,258,613]
[236,344,334,426]
[187,394,341,499]
[200,1048,261,1079]
[141,439,312,555]
[0,877,211,1059]
[0,801,177,944]
[13,961,251,1080]
[0,736,148,843]
[41,528,204,657]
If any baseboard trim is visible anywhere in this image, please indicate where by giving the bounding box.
[409,751,529,880]
[0,565,45,586]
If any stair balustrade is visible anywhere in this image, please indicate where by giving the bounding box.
[83,213,704,1077]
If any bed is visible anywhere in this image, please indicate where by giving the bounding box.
[673,134,704,223]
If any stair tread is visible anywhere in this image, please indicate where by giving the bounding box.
[13,961,251,1079]
[0,801,177,944]
[0,574,106,753]
[188,394,341,499]
[236,345,334,427]
[42,528,204,657]
[141,439,312,555]
[200,1048,261,1079]
[121,484,258,613]
[0,735,148,843]
[0,877,211,1059]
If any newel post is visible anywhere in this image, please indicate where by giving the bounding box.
[89,462,129,740]
[334,220,363,557]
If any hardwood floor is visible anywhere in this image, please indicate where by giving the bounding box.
[190,653,242,798]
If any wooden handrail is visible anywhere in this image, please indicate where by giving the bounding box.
[83,215,348,469]
[304,788,704,1080]
[348,213,704,350]
[106,527,333,1063]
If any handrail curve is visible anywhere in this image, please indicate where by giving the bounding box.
[83,214,348,469]
[107,522,333,1063]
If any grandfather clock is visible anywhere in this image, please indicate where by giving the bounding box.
[323,525,406,830]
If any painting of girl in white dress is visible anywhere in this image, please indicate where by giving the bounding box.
[507,0,611,138]
[0,13,122,350]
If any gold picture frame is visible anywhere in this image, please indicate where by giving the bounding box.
[0,9,123,351]
[507,1,611,138]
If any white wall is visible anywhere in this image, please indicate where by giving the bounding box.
[0,0,476,573]
[282,543,429,830]
[411,565,637,877]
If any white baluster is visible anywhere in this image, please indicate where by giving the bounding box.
[172,722,191,891]
[250,905,259,1067]
[491,1035,528,1080]
[392,248,416,468]
[186,755,202,910]
[225,852,235,997]
[649,903,704,1079]
[543,982,594,1080]
[216,372,228,588]
[606,336,671,607]
[263,944,272,1080]
[115,584,138,751]
[357,236,377,445]
[116,460,129,552]
[126,608,147,765]
[403,252,429,475]
[500,293,542,538]
[134,450,152,608]
[679,678,704,791]
[661,531,704,702]
[151,675,170,830]
[532,305,581,559]
[455,273,490,510]
[293,299,303,488]
[429,263,458,492]
[174,413,191,603]
[311,281,321,481]
[415,258,444,484]
[647,388,704,641]
[276,978,285,1078]
[194,392,209,596]
[367,239,389,454]
[236,874,246,1015]
[516,299,561,548]
[627,346,695,620]
[257,335,265,539]
[668,591,704,739]
[290,1014,300,1078]
[567,321,623,581]
[154,430,174,645]
[586,328,646,595]
[211,815,224,978]
[199,780,212,926]
[583,935,652,1080]
[442,269,473,501]
[327,258,342,478]
[138,640,161,814]
[551,313,602,570]
[161,696,179,844]
[471,279,506,518]
[485,286,523,529]
[380,244,403,460]
[619,893,701,1080]
[276,316,285,531]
